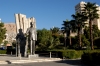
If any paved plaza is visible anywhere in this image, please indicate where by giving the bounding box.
[0,60,87,66]
[0,55,88,66]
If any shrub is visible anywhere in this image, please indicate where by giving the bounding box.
[0,50,6,54]
[62,50,83,59]
[36,49,83,59]
[81,51,100,65]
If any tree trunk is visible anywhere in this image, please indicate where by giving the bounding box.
[69,30,72,46]
[64,33,66,48]
[78,29,82,48]
[79,31,82,48]
[89,20,94,50]
[64,37,66,47]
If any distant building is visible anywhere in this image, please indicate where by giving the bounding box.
[75,1,100,30]
[4,23,16,44]
[75,1,86,13]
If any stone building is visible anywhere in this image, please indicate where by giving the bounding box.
[4,23,16,44]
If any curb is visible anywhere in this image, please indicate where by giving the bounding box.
[0,58,62,64]
[0,61,8,64]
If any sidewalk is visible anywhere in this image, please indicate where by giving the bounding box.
[0,55,62,64]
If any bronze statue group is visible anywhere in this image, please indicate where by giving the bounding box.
[16,22,37,57]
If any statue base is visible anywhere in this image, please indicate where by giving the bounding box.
[28,54,39,59]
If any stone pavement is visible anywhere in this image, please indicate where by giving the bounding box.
[0,55,62,64]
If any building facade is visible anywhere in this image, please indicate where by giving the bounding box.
[75,1,86,13]
[4,23,16,44]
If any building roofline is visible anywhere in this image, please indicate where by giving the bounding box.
[4,23,15,24]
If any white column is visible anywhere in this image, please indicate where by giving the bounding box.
[23,15,26,33]
[15,14,20,33]
[19,14,23,30]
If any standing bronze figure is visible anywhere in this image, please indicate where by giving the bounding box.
[26,22,37,55]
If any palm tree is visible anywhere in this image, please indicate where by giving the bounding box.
[50,27,60,48]
[50,27,60,36]
[50,27,60,41]
[82,2,99,50]
[71,13,87,48]
[61,20,72,47]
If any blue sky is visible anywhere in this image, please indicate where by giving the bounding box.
[0,0,100,29]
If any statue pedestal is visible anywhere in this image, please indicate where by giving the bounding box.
[28,54,39,59]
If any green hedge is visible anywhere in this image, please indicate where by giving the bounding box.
[36,50,83,59]
[0,50,6,54]
[62,50,83,59]
[48,50,83,59]
[37,49,100,61]
[81,50,100,65]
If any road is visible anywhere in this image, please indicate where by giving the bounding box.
[0,60,87,66]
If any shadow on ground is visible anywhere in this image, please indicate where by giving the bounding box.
[55,59,87,66]
[6,60,12,64]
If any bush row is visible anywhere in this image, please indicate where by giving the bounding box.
[81,50,100,65]
[0,49,16,54]
[62,50,83,59]
[36,50,83,59]
[0,50,6,54]
[48,50,100,59]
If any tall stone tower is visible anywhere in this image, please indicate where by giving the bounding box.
[14,13,36,33]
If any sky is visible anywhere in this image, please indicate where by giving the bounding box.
[0,0,100,30]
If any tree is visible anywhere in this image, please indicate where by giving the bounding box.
[50,27,61,49]
[71,13,87,48]
[37,28,60,51]
[61,20,72,47]
[84,26,90,39]
[0,22,6,44]
[84,25,100,49]
[3,41,8,46]
[12,40,16,47]
[81,35,90,49]
[50,27,60,34]
[50,27,60,38]
[84,25,100,39]
[83,2,99,50]
[92,25,100,39]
